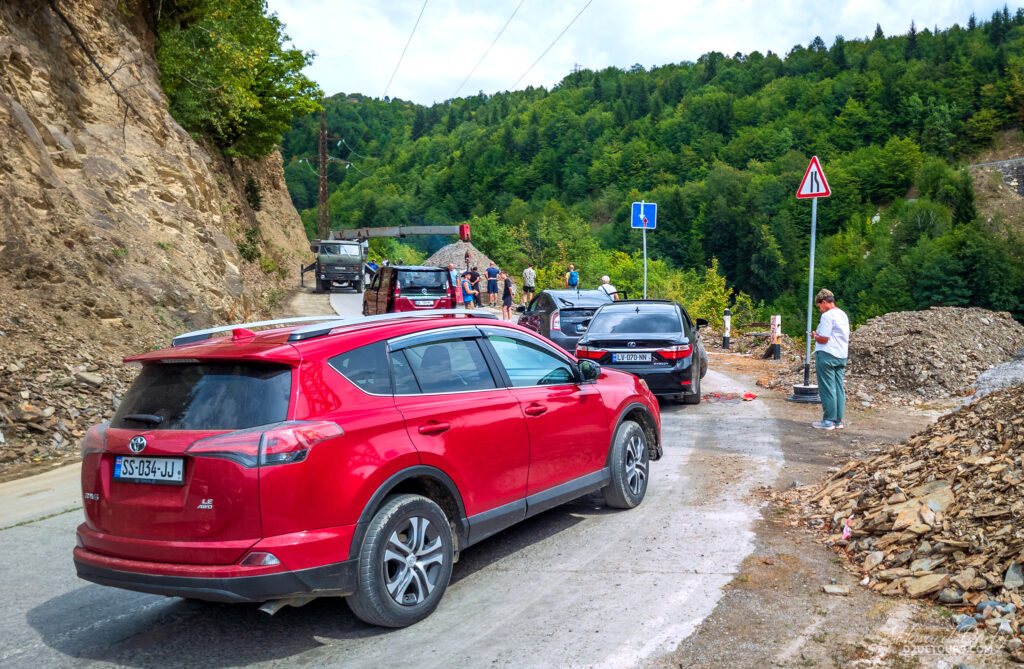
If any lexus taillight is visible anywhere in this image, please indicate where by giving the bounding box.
[658,345,692,360]
[80,422,109,458]
[186,421,343,468]
[551,310,561,332]
[575,345,606,360]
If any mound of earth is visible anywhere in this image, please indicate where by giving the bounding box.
[769,307,1024,404]
[424,241,496,273]
[779,384,1024,633]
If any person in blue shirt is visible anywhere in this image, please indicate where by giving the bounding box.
[485,261,500,307]
[461,272,478,309]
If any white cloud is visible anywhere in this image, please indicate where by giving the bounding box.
[267,0,1011,104]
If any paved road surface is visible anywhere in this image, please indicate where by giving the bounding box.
[0,291,783,668]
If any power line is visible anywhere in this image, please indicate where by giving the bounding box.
[452,0,525,99]
[511,0,592,90]
[341,138,366,160]
[384,0,429,99]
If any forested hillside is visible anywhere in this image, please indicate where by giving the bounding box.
[282,9,1024,330]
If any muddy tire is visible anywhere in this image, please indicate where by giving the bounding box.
[602,420,649,509]
[683,372,701,405]
[346,495,454,628]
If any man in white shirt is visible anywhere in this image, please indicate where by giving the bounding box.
[809,288,850,430]
[598,275,618,300]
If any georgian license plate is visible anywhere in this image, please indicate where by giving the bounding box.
[114,456,184,485]
[612,352,651,363]
[414,300,434,306]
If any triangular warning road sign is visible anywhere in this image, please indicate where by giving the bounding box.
[796,156,831,198]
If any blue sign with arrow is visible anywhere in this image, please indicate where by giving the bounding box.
[631,201,656,229]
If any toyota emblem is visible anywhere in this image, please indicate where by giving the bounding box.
[128,436,147,454]
[627,341,637,348]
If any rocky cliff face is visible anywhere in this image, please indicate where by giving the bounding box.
[0,0,312,476]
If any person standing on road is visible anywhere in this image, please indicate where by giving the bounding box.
[563,263,579,289]
[469,266,482,307]
[521,263,536,307]
[500,271,514,321]
[598,275,618,300]
[461,272,478,310]
[809,288,850,430]
[485,261,500,307]
[448,263,462,306]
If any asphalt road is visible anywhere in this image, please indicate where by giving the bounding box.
[0,290,783,668]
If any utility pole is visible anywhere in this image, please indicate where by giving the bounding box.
[318,108,329,240]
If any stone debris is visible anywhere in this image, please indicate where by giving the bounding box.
[821,584,849,596]
[0,301,161,474]
[768,307,1024,405]
[975,349,1024,399]
[775,383,1024,639]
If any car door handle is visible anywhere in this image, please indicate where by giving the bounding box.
[524,404,547,416]
[418,421,451,435]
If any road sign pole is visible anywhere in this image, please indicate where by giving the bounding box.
[804,196,817,386]
[790,156,828,403]
[641,200,648,299]
[642,227,648,299]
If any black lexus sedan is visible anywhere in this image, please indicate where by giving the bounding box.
[574,300,708,404]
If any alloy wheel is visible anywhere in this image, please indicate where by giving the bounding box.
[625,432,648,495]
[382,516,446,606]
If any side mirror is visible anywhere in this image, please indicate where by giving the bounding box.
[696,318,709,329]
[578,359,601,382]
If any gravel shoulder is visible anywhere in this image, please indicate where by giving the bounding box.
[645,352,1018,668]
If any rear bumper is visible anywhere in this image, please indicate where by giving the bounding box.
[74,547,357,603]
[607,362,695,395]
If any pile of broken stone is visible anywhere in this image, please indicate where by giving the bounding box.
[767,306,1024,405]
[776,383,1024,648]
[0,300,163,474]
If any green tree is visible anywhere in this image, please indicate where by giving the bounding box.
[156,0,321,157]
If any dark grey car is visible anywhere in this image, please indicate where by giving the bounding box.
[517,289,614,351]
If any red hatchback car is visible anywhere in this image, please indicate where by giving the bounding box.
[73,311,661,627]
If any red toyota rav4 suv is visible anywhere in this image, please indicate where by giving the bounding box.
[73,311,661,627]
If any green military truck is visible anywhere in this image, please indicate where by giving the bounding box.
[307,236,368,293]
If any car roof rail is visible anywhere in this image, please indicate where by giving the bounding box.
[610,299,674,304]
[286,309,499,342]
[172,316,343,347]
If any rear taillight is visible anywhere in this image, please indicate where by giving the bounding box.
[575,345,606,360]
[658,345,692,360]
[394,282,401,299]
[186,421,343,468]
[551,310,561,332]
[80,422,109,458]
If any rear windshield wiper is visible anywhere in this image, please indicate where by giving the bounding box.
[122,414,163,425]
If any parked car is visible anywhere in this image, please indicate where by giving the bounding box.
[362,265,456,316]
[517,289,614,351]
[575,300,708,404]
[73,311,661,628]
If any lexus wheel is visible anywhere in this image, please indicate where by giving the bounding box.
[347,494,454,628]
[602,420,649,509]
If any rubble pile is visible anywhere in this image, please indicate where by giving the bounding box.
[770,307,1024,404]
[0,300,161,477]
[779,384,1024,634]
[975,349,1024,399]
[424,242,499,273]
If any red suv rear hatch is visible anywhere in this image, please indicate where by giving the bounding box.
[80,360,293,565]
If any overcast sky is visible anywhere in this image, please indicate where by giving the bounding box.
[266,0,1012,105]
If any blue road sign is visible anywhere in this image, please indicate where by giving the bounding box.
[631,201,656,229]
